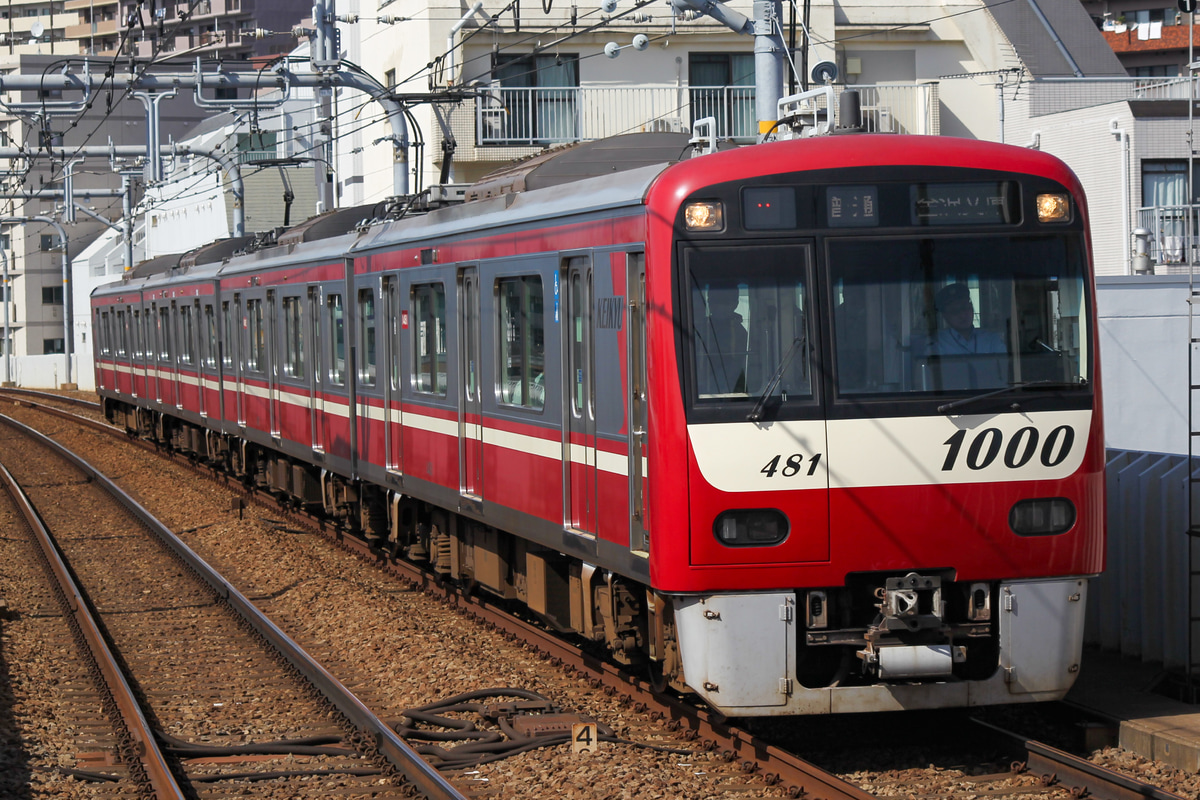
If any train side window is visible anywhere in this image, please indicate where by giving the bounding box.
[497,275,545,410]
[412,283,446,395]
[358,288,377,386]
[246,298,266,372]
[203,304,218,368]
[328,293,345,386]
[98,311,108,355]
[179,303,194,366]
[282,296,305,379]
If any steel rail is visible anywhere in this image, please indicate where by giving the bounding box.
[972,718,1190,800]
[2,396,873,798]
[0,457,185,800]
[20,394,1184,800]
[0,387,100,410]
[0,412,467,800]
[306,520,875,800]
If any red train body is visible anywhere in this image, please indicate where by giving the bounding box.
[93,133,1104,715]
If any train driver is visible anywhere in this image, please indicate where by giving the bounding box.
[927,283,1007,389]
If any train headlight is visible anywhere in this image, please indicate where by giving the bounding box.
[1009,498,1076,536]
[1036,193,1070,223]
[684,201,724,231]
[713,509,789,547]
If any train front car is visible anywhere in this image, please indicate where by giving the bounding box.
[645,136,1103,716]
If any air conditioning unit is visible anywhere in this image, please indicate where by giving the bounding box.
[644,117,682,133]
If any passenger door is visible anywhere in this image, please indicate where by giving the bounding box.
[458,267,483,500]
[563,256,597,535]
[628,253,649,553]
[267,290,281,438]
[383,276,403,478]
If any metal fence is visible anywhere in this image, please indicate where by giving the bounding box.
[475,83,939,146]
[1099,449,1193,671]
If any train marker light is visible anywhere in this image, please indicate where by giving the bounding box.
[684,201,724,231]
[1009,498,1075,536]
[713,509,788,546]
[1036,193,1070,223]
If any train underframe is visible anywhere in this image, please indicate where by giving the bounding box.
[110,401,1088,716]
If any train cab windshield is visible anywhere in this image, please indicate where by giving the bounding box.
[829,234,1089,399]
[682,232,1089,417]
[687,245,814,407]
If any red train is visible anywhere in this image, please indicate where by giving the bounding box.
[92,132,1104,715]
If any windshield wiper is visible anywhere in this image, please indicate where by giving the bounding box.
[936,378,1086,415]
[748,337,805,422]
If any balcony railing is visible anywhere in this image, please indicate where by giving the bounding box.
[475,83,939,147]
[1137,204,1200,271]
[1031,77,1193,116]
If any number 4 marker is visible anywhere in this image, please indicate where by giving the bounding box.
[572,722,599,754]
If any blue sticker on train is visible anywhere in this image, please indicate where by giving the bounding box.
[554,271,560,323]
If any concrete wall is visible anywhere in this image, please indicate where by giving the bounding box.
[1096,276,1189,456]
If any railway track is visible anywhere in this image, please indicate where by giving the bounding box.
[0,410,463,800]
[2,388,1195,800]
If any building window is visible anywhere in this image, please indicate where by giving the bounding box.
[689,53,756,140]
[43,337,64,354]
[490,54,579,145]
[497,275,545,410]
[42,285,63,304]
[1142,160,1197,207]
[39,234,58,251]
[384,68,395,89]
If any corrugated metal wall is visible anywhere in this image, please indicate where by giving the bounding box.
[1092,449,1191,670]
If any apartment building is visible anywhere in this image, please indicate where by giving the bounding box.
[62,0,303,59]
[1082,0,1194,75]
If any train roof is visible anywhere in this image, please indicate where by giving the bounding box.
[354,161,669,254]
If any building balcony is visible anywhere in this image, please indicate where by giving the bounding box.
[1137,205,1200,272]
[456,82,939,157]
[1029,76,1193,116]
[65,16,117,40]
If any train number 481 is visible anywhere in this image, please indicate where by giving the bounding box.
[761,453,823,478]
[941,425,1074,472]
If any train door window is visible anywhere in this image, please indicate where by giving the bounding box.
[222,300,235,368]
[412,283,446,395]
[497,275,545,410]
[387,279,401,390]
[178,303,194,365]
[144,310,154,362]
[567,259,591,418]
[282,296,305,379]
[158,306,172,361]
[98,311,109,355]
[328,293,345,386]
[203,304,218,368]
[246,298,266,372]
[115,310,127,356]
[358,287,377,386]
